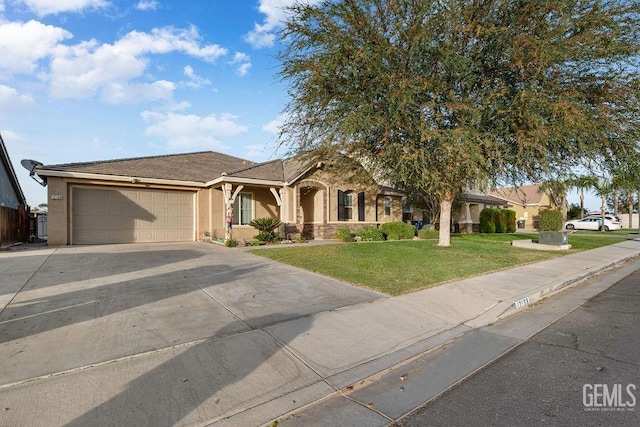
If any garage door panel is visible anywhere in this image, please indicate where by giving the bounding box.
[72,187,194,245]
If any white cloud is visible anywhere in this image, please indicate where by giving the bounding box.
[183,65,211,89]
[0,1,5,12]
[230,52,251,76]
[136,0,158,11]
[245,0,322,48]
[49,26,227,102]
[17,0,109,16]
[0,85,34,114]
[142,111,248,150]
[102,80,175,104]
[262,113,286,134]
[0,20,72,77]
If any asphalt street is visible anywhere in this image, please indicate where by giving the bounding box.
[398,266,640,427]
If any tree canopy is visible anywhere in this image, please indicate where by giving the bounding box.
[277,0,640,245]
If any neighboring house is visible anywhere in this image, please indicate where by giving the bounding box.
[404,190,507,233]
[0,133,29,245]
[489,184,557,230]
[35,151,404,245]
[455,190,509,233]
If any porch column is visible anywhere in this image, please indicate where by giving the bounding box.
[223,183,244,241]
[270,187,285,238]
[464,202,473,234]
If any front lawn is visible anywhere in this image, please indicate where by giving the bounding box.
[249,234,627,296]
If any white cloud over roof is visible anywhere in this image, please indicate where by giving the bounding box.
[0,84,34,114]
[0,20,72,77]
[142,111,248,151]
[48,26,227,102]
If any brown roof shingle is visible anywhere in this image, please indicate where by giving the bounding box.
[489,184,545,205]
[41,151,257,183]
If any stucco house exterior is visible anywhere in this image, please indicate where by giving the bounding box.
[0,133,29,245]
[489,184,557,230]
[403,189,508,233]
[35,151,404,245]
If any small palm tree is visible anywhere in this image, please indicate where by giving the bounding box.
[568,175,597,219]
[249,217,283,242]
[590,177,614,232]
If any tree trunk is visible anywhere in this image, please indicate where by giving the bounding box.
[438,195,453,247]
[560,193,568,220]
[580,188,585,219]
[629,200,633,229]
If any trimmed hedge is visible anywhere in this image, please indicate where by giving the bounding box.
[417,228,439,239]
[480,208,517,233]
[479,208,497,233]
[381,222,415,240]
[538,209,563,231]
[505,209,517,233]
[357,227,386,241]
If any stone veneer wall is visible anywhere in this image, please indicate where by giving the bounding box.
[285,222,383,240]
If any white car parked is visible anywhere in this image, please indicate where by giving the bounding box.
[564,216,621,231]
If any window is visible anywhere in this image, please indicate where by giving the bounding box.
[338,190,365,221]
[384,197,392,216]
[344,192,353,220]
[233,193,253,225]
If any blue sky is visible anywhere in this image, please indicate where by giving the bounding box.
[0,0,597,209]
[1,0,319,205]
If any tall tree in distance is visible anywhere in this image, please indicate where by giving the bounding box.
[277,0,640,246]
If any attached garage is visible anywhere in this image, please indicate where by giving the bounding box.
[71,187,195,244]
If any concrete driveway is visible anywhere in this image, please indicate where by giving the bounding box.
[0,242,382,426]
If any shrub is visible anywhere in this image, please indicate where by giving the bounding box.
[417,228,439,239]
[249,217,282,243]
[538,209,563,231]
[335,227,355,242]
[479,208,497,233]
[505,209,517,233]
[357,227,386,241]
[255,231,280,243]
[495,209,507,233]
[480,208,517,233]
[381,221,415,240]
[249,217,282,232]
[224,239,238,247]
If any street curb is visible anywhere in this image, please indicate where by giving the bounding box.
[263,242,640,426]
[465,254,639,329]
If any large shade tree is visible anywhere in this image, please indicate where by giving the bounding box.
[277,0,640,246]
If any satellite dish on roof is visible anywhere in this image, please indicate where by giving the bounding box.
[20,159,46,187]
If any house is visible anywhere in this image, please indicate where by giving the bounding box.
[0,133,29,245]
[455,190,510,233]
[489,184,558,230]
[35,151,404,245]
[403,189,508,234]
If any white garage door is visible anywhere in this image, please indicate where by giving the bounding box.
[72,187,194,244]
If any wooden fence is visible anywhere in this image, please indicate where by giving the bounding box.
[0,205,29,246]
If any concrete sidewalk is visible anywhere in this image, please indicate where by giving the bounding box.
[0,239,639,426]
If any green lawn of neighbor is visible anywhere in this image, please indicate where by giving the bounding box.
[249,233,628,296]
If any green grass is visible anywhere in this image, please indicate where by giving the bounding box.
[249,233,627,296]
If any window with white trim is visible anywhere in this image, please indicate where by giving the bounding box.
[384,197,392,216]
[233,192,253,225]
[343,192,353,220]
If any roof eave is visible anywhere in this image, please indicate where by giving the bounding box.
[206,176,286,187]
[36,169,207,188]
